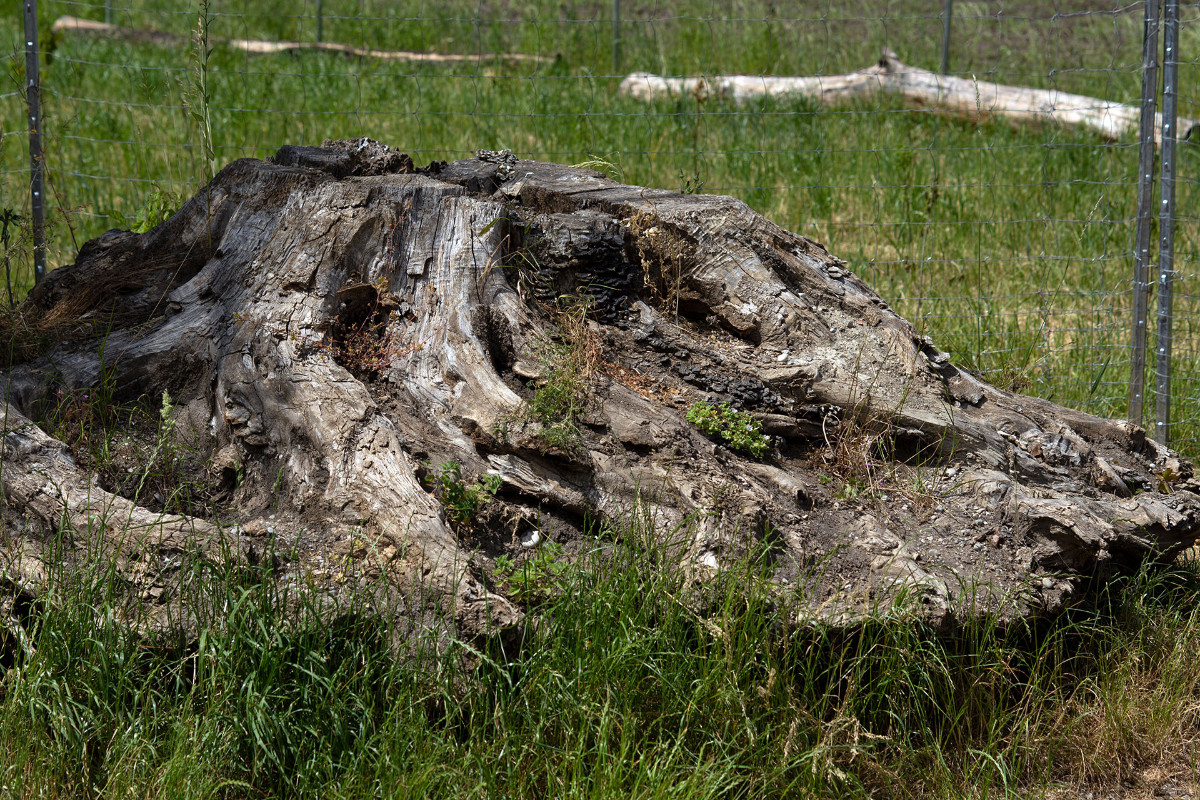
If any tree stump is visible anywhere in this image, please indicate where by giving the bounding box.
[4,139,1198,643]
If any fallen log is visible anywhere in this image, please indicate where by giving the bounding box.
[620,50,1197,146]
[4,139,1199,647]
[51,15,547,64]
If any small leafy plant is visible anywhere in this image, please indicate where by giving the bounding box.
[678,168,705,194]
[686,401,770,457]
[425,461,502,527]
[528,359,588,451]
[493,540,570,606]
[130,188,182,233]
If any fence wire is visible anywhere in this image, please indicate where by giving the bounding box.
[3,1,1199,451]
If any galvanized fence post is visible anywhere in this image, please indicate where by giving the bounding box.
[1129,0,1161,427]
[23,0,46,284]
[1154,0,1179,444]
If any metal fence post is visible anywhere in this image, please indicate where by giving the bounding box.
[23,0,46,284]
[940,0,954,74]
[1129,0,1161,427]
[1154,0,1179,444]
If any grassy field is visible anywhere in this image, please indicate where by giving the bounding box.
[2,512,1199,799]
[1,3,1200,797]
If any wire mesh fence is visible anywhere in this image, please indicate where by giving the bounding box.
[3,0,1199,451]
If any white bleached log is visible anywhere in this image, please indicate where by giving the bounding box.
[620,50,1196,146]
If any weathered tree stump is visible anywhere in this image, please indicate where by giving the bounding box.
[4,139,1198,643]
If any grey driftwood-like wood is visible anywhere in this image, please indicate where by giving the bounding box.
[3,139,1199,645]
[620,50,1198,146]
[51,16,546,64]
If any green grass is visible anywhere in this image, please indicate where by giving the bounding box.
[1,1,1199,449]
[2,512,1199,798]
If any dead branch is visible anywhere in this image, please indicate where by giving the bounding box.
[620,50,1196,146]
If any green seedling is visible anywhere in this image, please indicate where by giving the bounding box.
[493,540,570,606]
[424,461,502,527]
[130,188,182,233]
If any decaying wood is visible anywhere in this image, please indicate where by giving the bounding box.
[4,139,1200,648]
[620,50,1198,146]
[52,16,547,64]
